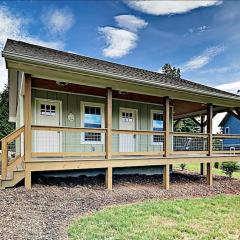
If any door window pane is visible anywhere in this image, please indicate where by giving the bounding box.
[40,104,56,116]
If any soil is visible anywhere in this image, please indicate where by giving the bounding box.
[0,171,239,240]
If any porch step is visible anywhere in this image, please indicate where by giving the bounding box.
[0,169,25,189]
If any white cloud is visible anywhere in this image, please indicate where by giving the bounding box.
[181,46,224,72]
[114,15,148,32]
[0,6,64,90]
[99,14,147,58]
[98,27,138,58]
[41,7,75,35]
[215,81,240,94]
[189,25,209,34]
[124,0,222,15]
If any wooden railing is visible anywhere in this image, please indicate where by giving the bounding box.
[170,132,209,155]
[212,134,240,154]
[1,126,25,178]
[30,125,240,159]
[31,125,107,157]
[112,129,165,156]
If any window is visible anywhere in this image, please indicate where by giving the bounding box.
[225,127,230,134]
[151,111,163,144]
[40,104,56,116]
[121,112,133,122]
[81,103,104,143]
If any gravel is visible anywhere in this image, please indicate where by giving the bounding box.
[0,171,239,240]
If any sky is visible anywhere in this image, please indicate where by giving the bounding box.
[1,0,240,131]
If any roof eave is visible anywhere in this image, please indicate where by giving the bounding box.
[3,50,240,102]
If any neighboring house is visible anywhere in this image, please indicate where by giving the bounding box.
[218,112,240,151]
[1,39,240,190]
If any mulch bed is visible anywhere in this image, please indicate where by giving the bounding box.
[0,171,239,240]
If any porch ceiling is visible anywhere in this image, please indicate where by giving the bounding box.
[32,78,229,119]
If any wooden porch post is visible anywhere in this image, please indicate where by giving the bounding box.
[105,87,112,159]
[200,115,205,175]
[105,167,112,190]
[206,162,213,186]
[206,104,213,185]
[105,88,113,189]
[24,74,32,189]
[207,104,213,156]
[163,164,170,190]
[163,97,170,157]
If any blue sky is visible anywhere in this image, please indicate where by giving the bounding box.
[1,0,240,94]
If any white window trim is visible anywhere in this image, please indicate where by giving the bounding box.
[225,126,230,134]
[151,109,164,146]
[80,101,105,144]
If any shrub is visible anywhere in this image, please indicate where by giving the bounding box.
[214,162,219,169]
[221,162,239,179]
[180,163,186,170]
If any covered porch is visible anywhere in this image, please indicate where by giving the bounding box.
[2,75,240,190]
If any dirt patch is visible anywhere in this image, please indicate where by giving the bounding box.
[0,171,239,240]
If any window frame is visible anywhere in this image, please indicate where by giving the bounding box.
[80,101,105,144]
[150,110,164,145]
[225,126,230,134]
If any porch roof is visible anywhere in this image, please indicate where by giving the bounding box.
[2,39,240,102]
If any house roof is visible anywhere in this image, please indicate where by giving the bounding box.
[2,39,240,100]
[218,112,240,127]
[219,112,231,127]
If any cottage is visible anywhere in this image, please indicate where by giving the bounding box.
[1,39,240,189]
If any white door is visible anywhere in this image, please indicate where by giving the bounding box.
[119,109,136,152]
[35,100,61,152]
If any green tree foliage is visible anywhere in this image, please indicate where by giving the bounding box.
[162,63,181,78]
[175,118,200,133]
[221,162,239,179]
[0,85,15,141]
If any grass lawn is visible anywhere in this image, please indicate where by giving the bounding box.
[68,195,240,240]
[174,163,240,178]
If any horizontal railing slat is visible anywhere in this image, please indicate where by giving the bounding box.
[31,125,107,133]
[112,129,165,135]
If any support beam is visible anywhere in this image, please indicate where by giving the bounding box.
[190,117,201,127]
[105,167,113,190]
[163,97,170,157]
[24,74,32,162]
[25,171,32,189]
[105,87,112,159]
[173,119,181,131]
[207,104,213,156]
[200,115,205,175]
[206,163,212,186]
[163,164,170,190]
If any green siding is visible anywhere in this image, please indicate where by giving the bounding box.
[32,89,173,153]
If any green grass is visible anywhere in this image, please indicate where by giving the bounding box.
[68,195,240,240]
[174,163,240,178]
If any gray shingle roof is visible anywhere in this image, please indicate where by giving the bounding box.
[2,39,239,98]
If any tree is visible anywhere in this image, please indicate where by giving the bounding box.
[221,162,239,179]
[0,85,15,142]
[175,118,200,133]
[162,63,181,78]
